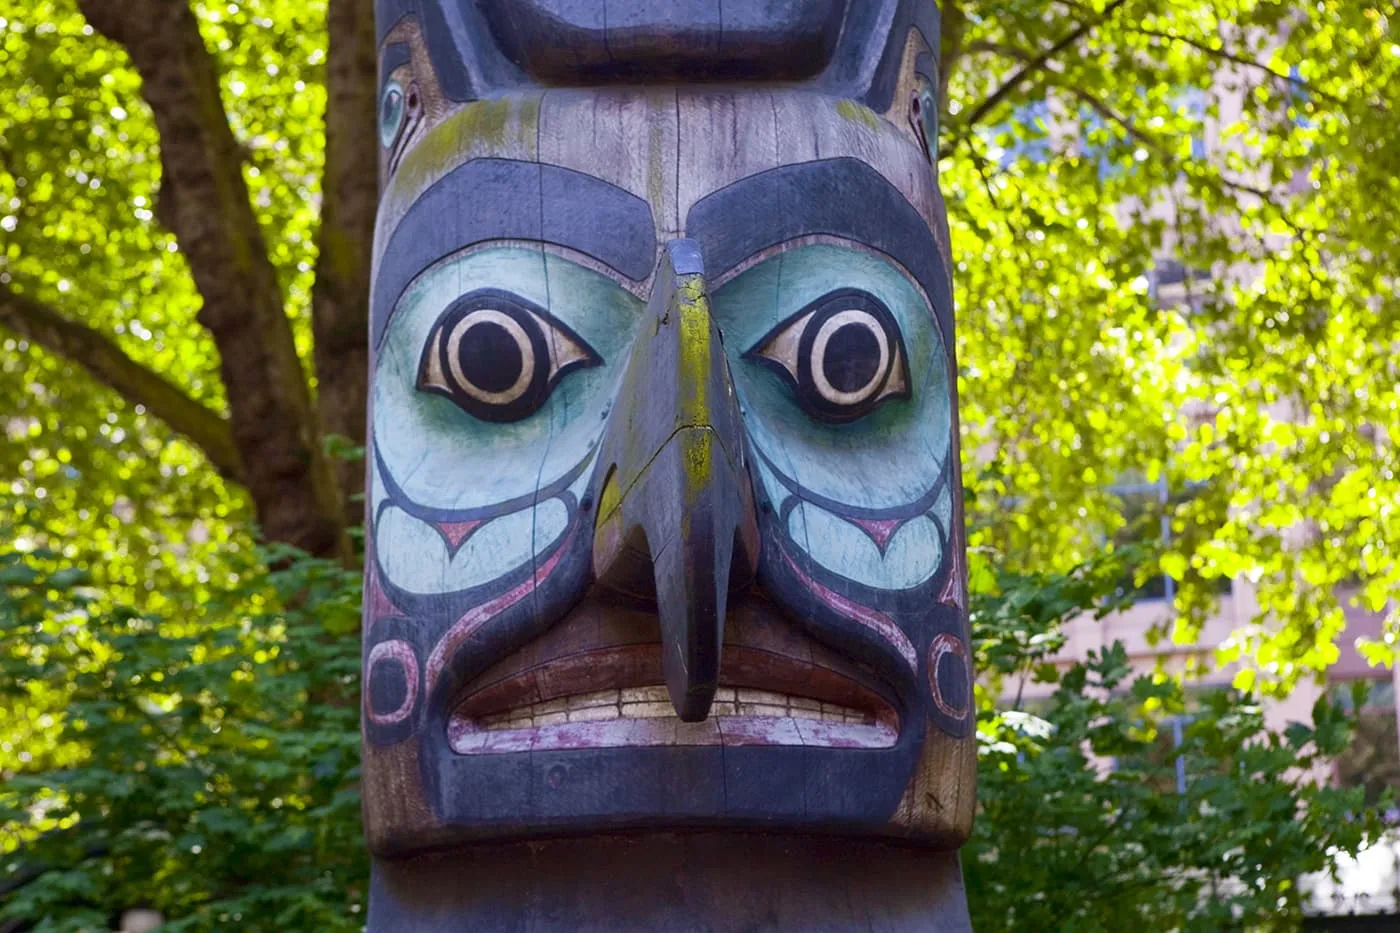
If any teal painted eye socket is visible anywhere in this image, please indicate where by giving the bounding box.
[379,80,406,149]
[910,77,938,163]
[416,288,602,424]
[743,288,911,424]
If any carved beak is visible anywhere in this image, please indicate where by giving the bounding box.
[592,239,759,722]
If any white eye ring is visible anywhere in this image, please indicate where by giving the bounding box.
[808,309,891,406]
[445,309,536,405]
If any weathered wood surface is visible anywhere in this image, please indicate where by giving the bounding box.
[363,0,972,928]
[370,833,972,933]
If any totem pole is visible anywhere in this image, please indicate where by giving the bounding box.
[363,2,972,928]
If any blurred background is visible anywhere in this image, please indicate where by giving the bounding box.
[2,0,1399,929]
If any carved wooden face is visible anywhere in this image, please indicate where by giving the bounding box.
[363,0,971,855]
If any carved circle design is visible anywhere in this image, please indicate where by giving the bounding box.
[810,308,891,406]
[746,288,912,425]
[445,308,536,405]
[791,290,908,423]
[927,632,969,721]
[416,290,601,424]
[366,640,420,726]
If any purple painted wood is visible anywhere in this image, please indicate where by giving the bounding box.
[371,833,972,932]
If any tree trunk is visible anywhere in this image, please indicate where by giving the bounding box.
[79,0,349,558]
[313,0,378,526]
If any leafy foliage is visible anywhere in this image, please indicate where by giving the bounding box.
[2,0,1398,685]
[941,0,1400,685]
[966,553,1386,930]
[0,541,365,931]
[1,0,1397,928]
[2,533,1383,930]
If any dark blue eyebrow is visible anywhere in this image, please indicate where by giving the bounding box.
[372,158,657,347]
[379,43,412,94]
[685,158,952,337]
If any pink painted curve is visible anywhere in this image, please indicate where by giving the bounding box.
[425,533,574,695]
[781,550,918,673]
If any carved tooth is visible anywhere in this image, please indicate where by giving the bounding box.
[569,689,621,710]
[789,707,822,721]
[738,703,789,718]
[567,706,619,723]
[534,698,568,716]
[621,701,674,719]
[738,689,790,707]
[789,697,822,712]
[710,702,739,717]
[535,712,568,726]
[620,686,671,704]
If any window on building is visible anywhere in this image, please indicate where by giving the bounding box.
[1149,258,1212,315]
[1110,476,1172,601]
[1179,87,1208,160]
[1287,65,1314,130]
[1113,686,1232,793]
[1108,474,1233,602]
[1333,679,1400,811]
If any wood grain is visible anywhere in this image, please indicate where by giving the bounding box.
[371,833,973,932]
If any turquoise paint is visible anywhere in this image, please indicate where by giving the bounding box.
[931,481,954,533]
[380,81,405,148]
[375,497,569,595]
[712,244,952,511]
[373,247,642,513]
[751,454,792,517]
[786,502,944,590]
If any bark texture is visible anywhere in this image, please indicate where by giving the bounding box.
[313,0,379,525]
[78,0,349,558]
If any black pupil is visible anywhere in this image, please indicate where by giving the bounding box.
[822,322,882,394]
[457,318,524,394]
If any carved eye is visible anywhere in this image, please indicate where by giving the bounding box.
[909,76,938,163]
[379,79,406,148]
[417,290,602,423]
[380,78,422,172]
[744,289,910,424]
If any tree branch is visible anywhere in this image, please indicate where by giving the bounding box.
[0,286,243,480]
[1128,26,1362,111]
[76,0,348,558]
[940,0,1131,159]
[1052,82,1323,240]
[937,0,967,121]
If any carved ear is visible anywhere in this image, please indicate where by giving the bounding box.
[377,17,455,182]
[881,17,942,161]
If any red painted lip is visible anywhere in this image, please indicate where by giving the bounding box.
[446,593,899,754]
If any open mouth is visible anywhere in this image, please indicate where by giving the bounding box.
[446,596,900,754]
